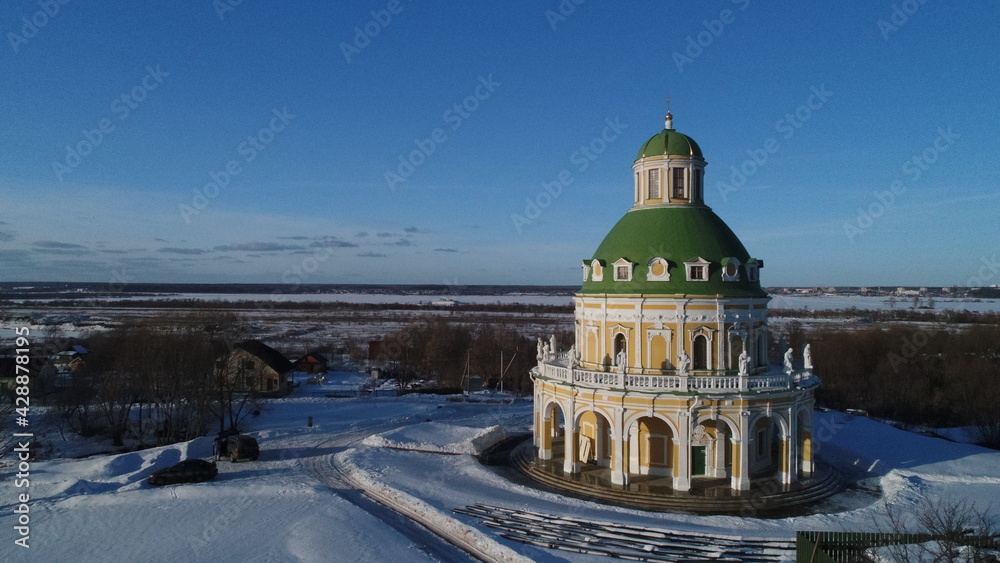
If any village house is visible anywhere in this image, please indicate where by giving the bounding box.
[216,340,293,397]
[293,351,329,374]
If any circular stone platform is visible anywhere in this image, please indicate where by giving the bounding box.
[510,438,845,518]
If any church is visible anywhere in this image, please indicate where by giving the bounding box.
[531,111,819,493]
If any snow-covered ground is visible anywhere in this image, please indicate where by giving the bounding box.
[10,291,1000,313]
[362,422,508,455]
[7,292,576,307]
[768,294,1000,313]
[3,374,999,562]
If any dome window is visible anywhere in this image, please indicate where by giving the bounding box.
[684,257,710,282]
[613,258,634,282]
[672,167,686,199]
[647,169,661,199]
[581,261,591,282]
[721,257,741,282]
[590,259,605,282]
[646,257,671,281]
[746,259,762,282]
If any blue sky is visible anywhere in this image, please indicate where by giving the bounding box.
[1,1,998,287]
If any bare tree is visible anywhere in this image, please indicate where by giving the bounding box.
[874,496,999,562]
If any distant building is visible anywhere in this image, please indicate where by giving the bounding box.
[216,340,292,396]
[294,351,329,374]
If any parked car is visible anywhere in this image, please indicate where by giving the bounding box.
[218,434,259,462]
[148,459,218,486]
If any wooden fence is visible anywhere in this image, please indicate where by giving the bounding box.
[796,530,999,562]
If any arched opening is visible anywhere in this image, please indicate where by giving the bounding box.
[628,417,673,477]
[797,409,812,479]
[578,410,613,468]
[693,334,708,370]
[729,335,743,372]
[750,415,784,478]
[613,333,627,367]
[538,402,566,461]
[698,419,734,479]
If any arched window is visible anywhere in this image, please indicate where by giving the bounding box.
[693,334,708,370]
[729,335,743,370]
[613,333,627,366]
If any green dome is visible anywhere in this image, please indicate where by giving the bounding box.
[581,206,765,297]
[636,129,703,160]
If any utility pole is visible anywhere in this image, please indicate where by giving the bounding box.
[499,351,517,395]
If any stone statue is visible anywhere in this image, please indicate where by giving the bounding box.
[677,350,690,376]
[803,343,813,370]
[738,349,750,376]
[549,334,558,358]
[567,344,577,365]
[783,347,794,374]
[616,348,627,374]
[542,342,550,361]
[536,338,544,361]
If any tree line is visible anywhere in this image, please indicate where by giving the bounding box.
[36,312,266,448]
[374,317,573,394]
[780,322,1000,446]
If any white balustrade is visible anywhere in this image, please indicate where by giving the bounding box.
[537,361,810,394]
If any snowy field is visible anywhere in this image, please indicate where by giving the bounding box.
[3,370,1000,562]
[768,295,1000,313]
[8,290,1000,313]
[7,292,576,307]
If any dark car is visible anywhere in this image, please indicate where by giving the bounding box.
[148,459,218,486]
[219,434,259,462]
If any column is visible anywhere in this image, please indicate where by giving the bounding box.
[732,413,751,491]
[801,430,813,477]
[533,389,542,449]
[673,413,691,491]
[611,408,627,485]
[538,404,552,460]
[786,412,799,484]
[801,408,814,477]
[713,434,727,478]
[563,422,578,474]
[779,436,791,485]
